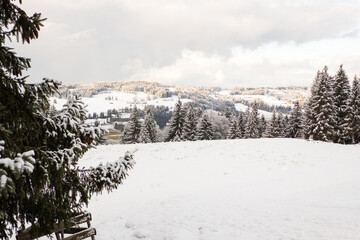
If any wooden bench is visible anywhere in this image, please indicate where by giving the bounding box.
[16,212,96,240]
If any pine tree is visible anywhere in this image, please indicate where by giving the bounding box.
[282,115,290,137]
[195,107,204,122]
[276,112,285,137]
[303,70,321,139]
[306,66,336,142]
[197,113,214,140]
[258,114,267,138]
[332,65,352,144]
[182,104,197,141]
[237,113,246,138]
[122,106,141,144]
[0,4,136,237]
[245,103,260,138]
[349,76,360,143]
[166,99,184,141]
[265,110,279,138]
[139,107,158,143]
[227,116,239,139]
[288,101,303,138]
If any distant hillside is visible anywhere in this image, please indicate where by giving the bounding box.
[54,81,309,117]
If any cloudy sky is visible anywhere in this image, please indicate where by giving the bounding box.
[11,0,360,88]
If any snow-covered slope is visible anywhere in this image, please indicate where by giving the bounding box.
[50,91,192,114]
[234,102,273,118]
[80,139,360,240]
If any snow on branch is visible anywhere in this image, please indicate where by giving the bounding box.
[79,149,137,195]
[0,141,35,198]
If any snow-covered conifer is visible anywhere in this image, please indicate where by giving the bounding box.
[2,4,136,236]
[306,66,336,142]
[139,107,158,143]
[197,113,214,140]
[182,104,198,141]
[238,113,246,138]
[303,71,321,139]
[245,103,260,138]
[258,114,267,138]
[227,116,239,139]
[332,65,352,144]
[166,99,185,141]
[282,115,290,138]
[122,106,141,144]
[288,101,303,138]
[277,112,285,137]
[265,110,279,138]
[349,75,360,143]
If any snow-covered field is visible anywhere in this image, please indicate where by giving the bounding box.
[234,94,291,107]
[50,91,192,115]
[80,139,360,240]
[234,103,273,118]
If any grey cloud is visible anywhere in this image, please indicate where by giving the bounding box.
[12,0,360,86]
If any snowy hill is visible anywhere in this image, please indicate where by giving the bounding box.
[50,91,192,115]
[79,139,360,240]
[53,81,309,117]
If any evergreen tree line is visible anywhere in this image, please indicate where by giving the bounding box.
[120,100,216,144]
[222,65,360,143]
[224,102,302,139]
[121,99,305,143]
[121,65,360,145]
[303,65,360,144]
[121,106,159,144]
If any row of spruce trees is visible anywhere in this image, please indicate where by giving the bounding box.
[121,65,360,145]
[303,65,360,144]
[121,101,216,143]
[121,99,301,143]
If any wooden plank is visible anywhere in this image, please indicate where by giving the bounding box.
[55,232,61,240]
[62,228,96,240]
[17,212,93,240]
[63,227,88,234]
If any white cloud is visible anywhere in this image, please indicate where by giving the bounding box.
[128,37,360,87]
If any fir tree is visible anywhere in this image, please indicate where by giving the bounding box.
[237,113,246,138]
[258,114,267,138]
[245,103,260,138]
[349,76,360,143]
[0,92,135,239]
[265,110,279,138]
[227,116,239,139]
[0,3,136,232]
[332,65,352,144]
[303,71,321,139]
[306,66,336,142]
[122,106,141,144]
[182,104,197,141]
[277,112,285,137]
[288,101,303,138]
[195,107,204,122]
[282,115,290,138]
[244,105,251,123]
[166,99,184,141]
[139,107,158,143]
[197,113,214,140]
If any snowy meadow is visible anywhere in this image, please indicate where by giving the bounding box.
[80,139,360,240]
